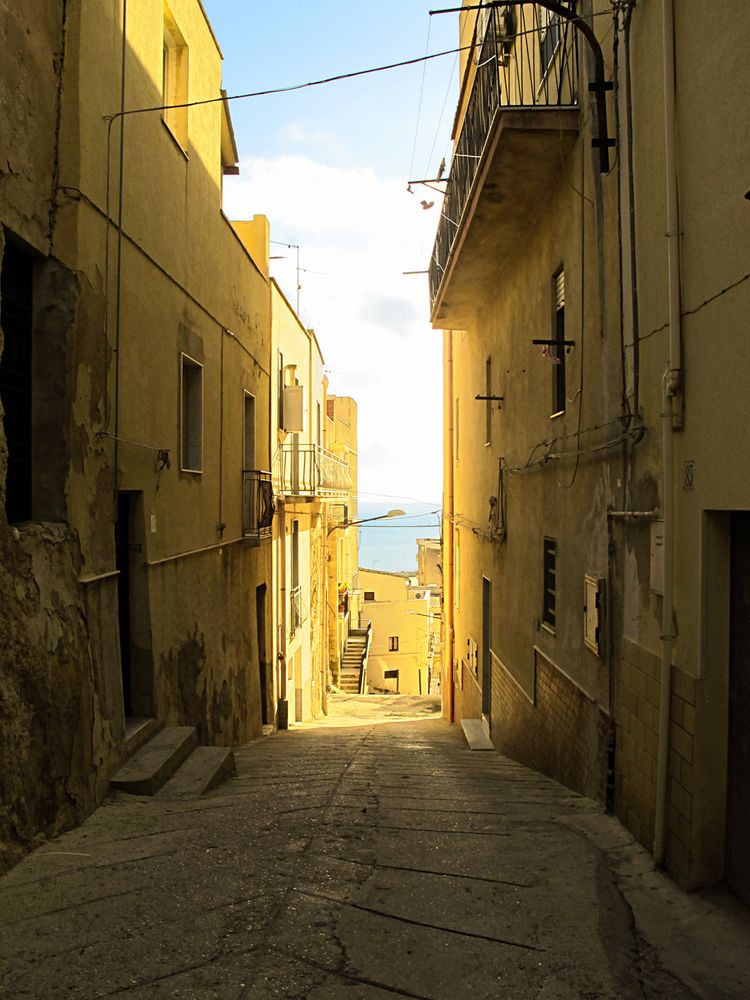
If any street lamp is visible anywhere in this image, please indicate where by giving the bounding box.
[327,508,406,536]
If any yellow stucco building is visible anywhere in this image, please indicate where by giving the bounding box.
[359,569,434,696]
[270,285,356,724]
[434,0,750,895]
[0,0,275,868]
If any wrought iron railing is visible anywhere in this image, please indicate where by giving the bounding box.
[429,3,579,308]
[281,443,351,497]
[242,470,274,540]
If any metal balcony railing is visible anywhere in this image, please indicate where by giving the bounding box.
[429,3,579,308]
[280,443,352,499]
[289,584,305,635]
[242,470,274,540]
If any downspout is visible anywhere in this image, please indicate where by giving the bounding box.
[443,329,455,722]
[654,0,682,868]
[112,0,128,517]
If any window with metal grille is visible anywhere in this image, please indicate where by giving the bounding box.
[388,636,399,652]
[542,537,557,632]
[0,243,33,523]
[552,269,566,415]
[364,591,375,601]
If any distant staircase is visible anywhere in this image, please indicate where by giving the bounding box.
[110,725,236,799]
[339,626,370,694]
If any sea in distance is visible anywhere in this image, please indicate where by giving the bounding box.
[356,500,441,574]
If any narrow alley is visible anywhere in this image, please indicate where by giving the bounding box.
[1,696,748,1000]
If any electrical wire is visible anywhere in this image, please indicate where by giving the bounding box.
[408,18,433,182]
[632,271,750,347]
[104,45,478,124]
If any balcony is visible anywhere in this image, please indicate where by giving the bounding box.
[280,443,352,500]
[290,584,306,635]
[430,4,580,329]
[243,470,274,542]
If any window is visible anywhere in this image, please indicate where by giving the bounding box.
[364,591,375,601]
[0,243,33,523]
[181,354,203,472]
[388,636,399,652]
[243,392,255,470]
[455,397,460,462]
[291,519,299,590]
[277,351,284,429]
[485,355,492,446]
[454,530,460,611]
[542,537,557,632]
[162,5,189,148]
[551,269,566,415]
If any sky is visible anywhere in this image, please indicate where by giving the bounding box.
[200,1,461,507]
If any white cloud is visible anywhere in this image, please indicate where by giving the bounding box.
[223,155,444,504]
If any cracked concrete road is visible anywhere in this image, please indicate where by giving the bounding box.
[1,695,749,999]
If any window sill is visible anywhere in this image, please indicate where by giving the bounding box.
[549,410,565,420]
[541,622,556,637]
[180,467,203,476]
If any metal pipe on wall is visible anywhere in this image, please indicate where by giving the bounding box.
[443,329,455,722]
[654,0,683,867]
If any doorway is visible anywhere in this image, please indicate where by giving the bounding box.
[256,583,269,725]
[482,576,492,723]
[727,512,750,905]
[115,491,153,719]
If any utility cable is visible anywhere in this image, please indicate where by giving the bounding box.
[408,18,433,183]
[104,45,477,124]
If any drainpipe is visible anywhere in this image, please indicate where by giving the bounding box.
[443,329,455,722]
[654,0,682,868]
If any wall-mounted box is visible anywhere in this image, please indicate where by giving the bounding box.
[650,520,665,595]
[282,385,304,432]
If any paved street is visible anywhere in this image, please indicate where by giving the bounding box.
[1,695,749,999]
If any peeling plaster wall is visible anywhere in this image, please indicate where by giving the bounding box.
[151,544,267,746]
[0,1,119,872]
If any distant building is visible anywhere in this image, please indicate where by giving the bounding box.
[325,396,361,689]
[270,287,354,723]
[359,569,434,695]
[417,537,442,588]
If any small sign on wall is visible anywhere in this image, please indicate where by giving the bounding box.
[584,575,604,656]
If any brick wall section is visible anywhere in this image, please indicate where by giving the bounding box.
[666,667,696,885]
[490,651,610,804]
[615,638,696,885]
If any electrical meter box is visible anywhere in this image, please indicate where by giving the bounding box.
[282,385,304,433]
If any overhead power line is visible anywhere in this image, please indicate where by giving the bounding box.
[105,45,475,123]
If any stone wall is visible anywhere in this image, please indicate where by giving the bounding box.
[615,638,697,885]
[491,650,611,805]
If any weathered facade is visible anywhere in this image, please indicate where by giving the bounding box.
[270,283,352,723]
[325,395,360,688]
[0,0,273,870]
[359,569,432,696]
[435,0,750,894]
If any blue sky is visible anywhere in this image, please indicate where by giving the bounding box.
[201,1,460,505]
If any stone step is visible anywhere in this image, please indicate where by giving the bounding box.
[111,726,199,795]
[461,718,495,751]
[156,746,236,799]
